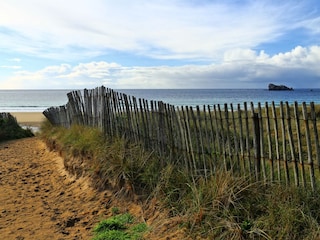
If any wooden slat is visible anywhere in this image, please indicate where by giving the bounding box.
[216,104,228,171]
[294,102,306,187]
[280,102,290,185]
[230,104,240,169]
[310,102,320,171]
[251,102,261,180]
[244,102,252,173]
[207,105,218,171]
[213,105,222,165]
[302,102,316,190]
[196,105,207,177]
[271,101,281,182]
[237,103,245,173]
[285,102,299,186]
[224,104,232,172]
[182,106,196,173]
[257,103,267,182]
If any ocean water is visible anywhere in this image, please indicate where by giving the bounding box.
[0,90,71,112]
[1,88,320,112]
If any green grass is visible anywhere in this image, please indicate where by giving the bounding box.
[92,213,147,240]
[40,121,320,239]
[0,113,34,142]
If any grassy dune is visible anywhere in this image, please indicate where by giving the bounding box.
[40,120,320,239]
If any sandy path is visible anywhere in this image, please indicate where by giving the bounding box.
[0,137,111,240]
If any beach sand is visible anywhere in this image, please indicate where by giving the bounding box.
[10,112,46,128]
[0,138,111,239]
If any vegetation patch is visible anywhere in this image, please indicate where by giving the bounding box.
[92,213,147,240]
[0,113,34,142]
[40,121,320,239]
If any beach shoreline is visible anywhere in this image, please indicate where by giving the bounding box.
[10,112,46,128]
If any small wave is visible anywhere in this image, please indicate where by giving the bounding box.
[0,106,49,112]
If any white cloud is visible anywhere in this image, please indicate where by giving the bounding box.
[1,46,320,89]
[223,49,266,62]
[269,45,320,72]
[8,58,21,62]
[300,16,320,34]
[0,0,317,61]
[0,65,21,69]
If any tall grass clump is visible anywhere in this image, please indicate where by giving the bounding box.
[92,136,162,194]
[144,161,320,239]
[41,120,105,157]
[40,120,162,194]
[161,171,320,239]
[0,112,33,142]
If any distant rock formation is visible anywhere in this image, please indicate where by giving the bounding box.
[268,83,293,91]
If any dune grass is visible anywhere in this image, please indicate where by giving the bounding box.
[40,120,320,239]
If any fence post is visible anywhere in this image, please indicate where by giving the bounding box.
[253,112,261,180]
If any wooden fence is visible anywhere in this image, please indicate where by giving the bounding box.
[43,86,320,190]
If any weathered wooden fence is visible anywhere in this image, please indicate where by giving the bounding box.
[43,86,320,190]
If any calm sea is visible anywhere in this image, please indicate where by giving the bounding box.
[1,88,320,112]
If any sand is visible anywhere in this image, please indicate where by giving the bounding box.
[10,112,46,128]
[0,138,116,239]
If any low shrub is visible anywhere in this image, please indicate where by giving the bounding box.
[0,113,34,142]
[92,213,147,240]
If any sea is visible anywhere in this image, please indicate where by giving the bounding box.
[1,88,320,112]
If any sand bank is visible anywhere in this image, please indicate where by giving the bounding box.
[10,112,46,128]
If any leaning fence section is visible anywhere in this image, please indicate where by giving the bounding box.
[43,86,320,190]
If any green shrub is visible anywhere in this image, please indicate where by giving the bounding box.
[92,213,147,240]
[0,113,34,142]
[94,214,133,232]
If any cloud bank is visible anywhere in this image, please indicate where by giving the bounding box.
[2,46,319,89]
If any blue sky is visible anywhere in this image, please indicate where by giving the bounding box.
[0,0,320,89]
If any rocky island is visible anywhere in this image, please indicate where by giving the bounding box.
[268,83,293,91]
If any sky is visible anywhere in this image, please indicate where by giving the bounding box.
[0,0,320,89]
